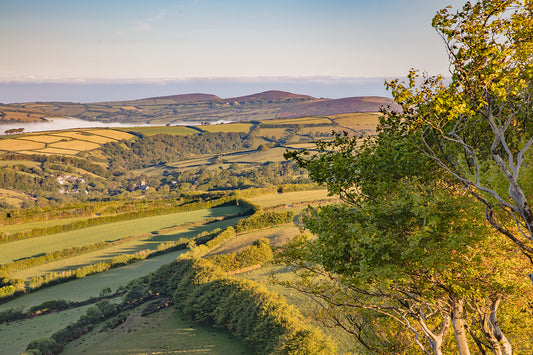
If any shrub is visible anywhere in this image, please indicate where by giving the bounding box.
[25,337,58,355]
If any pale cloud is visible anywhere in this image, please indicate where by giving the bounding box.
[120,10,167,34]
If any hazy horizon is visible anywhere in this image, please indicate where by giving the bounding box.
[0,76,396,104]
[1,0,464,103]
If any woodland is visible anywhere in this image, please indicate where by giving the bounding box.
[0,0,532,354]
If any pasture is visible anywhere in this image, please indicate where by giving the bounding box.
[197,122,253,133]
[0,205,243,265]
[208,225,301,256]
[62,307,249,354]
[0,304,93,355]
[11,217,242,282]
[0,129,135,155]
[0,249,186,312]
[248,189,334,208]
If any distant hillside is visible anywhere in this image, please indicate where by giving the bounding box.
[125,93,222,105]
[224,90,315,103]
[0,91,396,125]
[279,96,399,118]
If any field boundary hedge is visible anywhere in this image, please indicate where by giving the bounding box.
[0,200,290,303]
[23,222,334,354]
[0,194,237,244]
[150,258,335,354]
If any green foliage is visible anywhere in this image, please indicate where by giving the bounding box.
[208,238,273,272]
[235,211,294,233]
[282,4,533,349]
[101,132,252,171]
[386,0,533,258]
[0,306,24,322]
[29,299,71,314]
[25,337,58,355]
[147,257,335,355]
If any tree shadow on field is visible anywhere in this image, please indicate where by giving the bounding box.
[37,216,243,274]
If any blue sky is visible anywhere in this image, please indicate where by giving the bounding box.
[0,0,464,101]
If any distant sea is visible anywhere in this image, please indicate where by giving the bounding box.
[0,77,392,104]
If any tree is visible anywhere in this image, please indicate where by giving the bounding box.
[386,0,533,262]
[283,112,533,353]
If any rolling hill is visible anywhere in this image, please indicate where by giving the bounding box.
[0,90,396,125]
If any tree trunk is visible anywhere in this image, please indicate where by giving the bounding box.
[481,297,512,355]
[418,314,450,355]
[452,296,471,355]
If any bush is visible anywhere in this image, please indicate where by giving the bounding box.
[146,257,335,354]
[208,238,273,272]
[29,299,71,314]
[235,211,294,233]
[25,337,58,355]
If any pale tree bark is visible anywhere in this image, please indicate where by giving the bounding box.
[418,313,450,355]
[480,297,513,355]
[452,296,471,355]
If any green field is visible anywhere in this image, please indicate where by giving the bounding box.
[208,225,300,256]
[224,147,288,164]
[0,304,93,355]
[0,248,186,312]
[62,307,249,355]
[12,217,242,281]
[0,205,243,265]
[0,215,92,235]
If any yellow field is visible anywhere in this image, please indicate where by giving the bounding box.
[248,189,334,208]
[31,147,79,155]
[284,143,321,149]
[121,106,138,110]
[332,112,381,127]
[0,139,45,151]
[199,123,253,133]
[254,127,289,139]
[299,126,336,136]
[118,126,198,136]
[0,160,40,168]
[225,147,287,163]
[84,129,135,140]
[19,135,65,143]
[49,140,101,151]
[51,131,118,144]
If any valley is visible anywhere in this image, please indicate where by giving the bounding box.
[0,98,362,354]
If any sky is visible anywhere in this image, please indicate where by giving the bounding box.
[0,0,464,102]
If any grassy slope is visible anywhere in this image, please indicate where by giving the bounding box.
[248,189,336,208]
[61,306,250,355]
[12,217,242,282]
[0,304,93,355]
[0,249,185,312]
[0,205,242,265]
